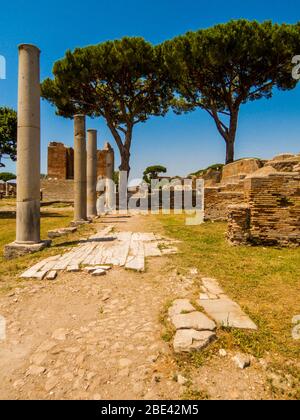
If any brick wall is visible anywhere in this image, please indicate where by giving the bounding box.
[227,172,300,247]
[204,187,245,221]
[48,142,68,180]
[41,179,74,202]
[48,142,114,181]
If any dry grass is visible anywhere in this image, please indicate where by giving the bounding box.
[157,214,300,399]
[0,206,95,292]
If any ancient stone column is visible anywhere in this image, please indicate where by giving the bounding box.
[87,129,97,218]
[16,44,41,244]
[74,115,87,222]
[4,44,50,259]
[104,142,115,211]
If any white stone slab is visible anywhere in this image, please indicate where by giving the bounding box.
[32,271,48,280]
[92,269,107,277]
[201,278,224,295]
[171,312,216,332]
[173,329,216,353]
[20,255,59,278]
[46,271,58,280]
[67,265,80,272]
[144,242,162,257]
[125,239,145,272]
[199,297,258,330]
[168,299,195,318]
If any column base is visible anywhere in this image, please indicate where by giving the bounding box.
[3,240,52,260]
[87,215,98,221]
[70,220,92,227]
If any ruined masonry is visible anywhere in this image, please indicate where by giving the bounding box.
[200,154,300,247]
[48,142,114,180]
[4,44,51,259]
[43,141,114,202]
[19,226,179,279]
[170,277,257,354]
[226,158,300,247]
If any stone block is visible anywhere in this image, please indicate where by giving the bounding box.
[168,299,196,318]
[4,240,51,260]
[171,311,216,332]
[173,329,216,353]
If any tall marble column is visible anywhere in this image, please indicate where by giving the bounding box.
[104,142,115,212]
[87,129,97,218]
[4,44,50,259]
[74,115,87,222]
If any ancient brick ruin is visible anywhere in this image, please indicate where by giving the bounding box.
[201,154,300,247]
[45,140,299,247]
[227,170,300,247]
[48,142,74,180]
[43,141,115,202]
[48,141,114,181]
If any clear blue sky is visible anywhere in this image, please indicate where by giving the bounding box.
[0,0,300,179]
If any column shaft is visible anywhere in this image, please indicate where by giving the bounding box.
[105,143,115,211]
[87,130,97,218]
[16,44,41,244]
[74,115,87,221]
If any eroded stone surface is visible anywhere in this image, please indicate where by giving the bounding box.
[46,271,58,281]
[173,329,216,353]
[92,269,107,277]
[199,297,257,330]
[168,299,195,318]
[201,278,225,295]
[233,354,251,370]
[171,312,216,332]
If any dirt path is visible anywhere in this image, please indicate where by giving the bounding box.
[0,215,270,400]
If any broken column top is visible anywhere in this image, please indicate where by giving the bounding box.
[104,142,113,151]
[18,44,41,52]
[49,141,66,148]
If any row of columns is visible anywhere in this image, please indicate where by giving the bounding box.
[74,115,99,222]
[4,44,113,259]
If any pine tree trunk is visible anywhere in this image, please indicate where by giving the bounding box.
[119,151,131,177]
[225,109,239,164]
[225,139,235,164]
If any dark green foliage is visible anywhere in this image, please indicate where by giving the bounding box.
[0,172,16,182]
[0,107,17,167]
[41,37,172,174]
[160,20,300,163]
[143,165,167,184]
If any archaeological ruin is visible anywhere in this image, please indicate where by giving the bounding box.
[4,45,51,259]
[200,155,300,247]
[3,44,115,259]
[42,140,115,203]
[2,43,299,260]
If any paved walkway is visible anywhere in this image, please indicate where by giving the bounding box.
[0,215,269,400]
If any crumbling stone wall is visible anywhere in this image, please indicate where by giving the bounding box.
[227,204,251,245]
[204,188,244,221]
[48,142,74,180]
[221,158,264,185]
[97,143,115,179]
[227,172,300,247]
[48,142,114,181]
[41,179,74,202]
